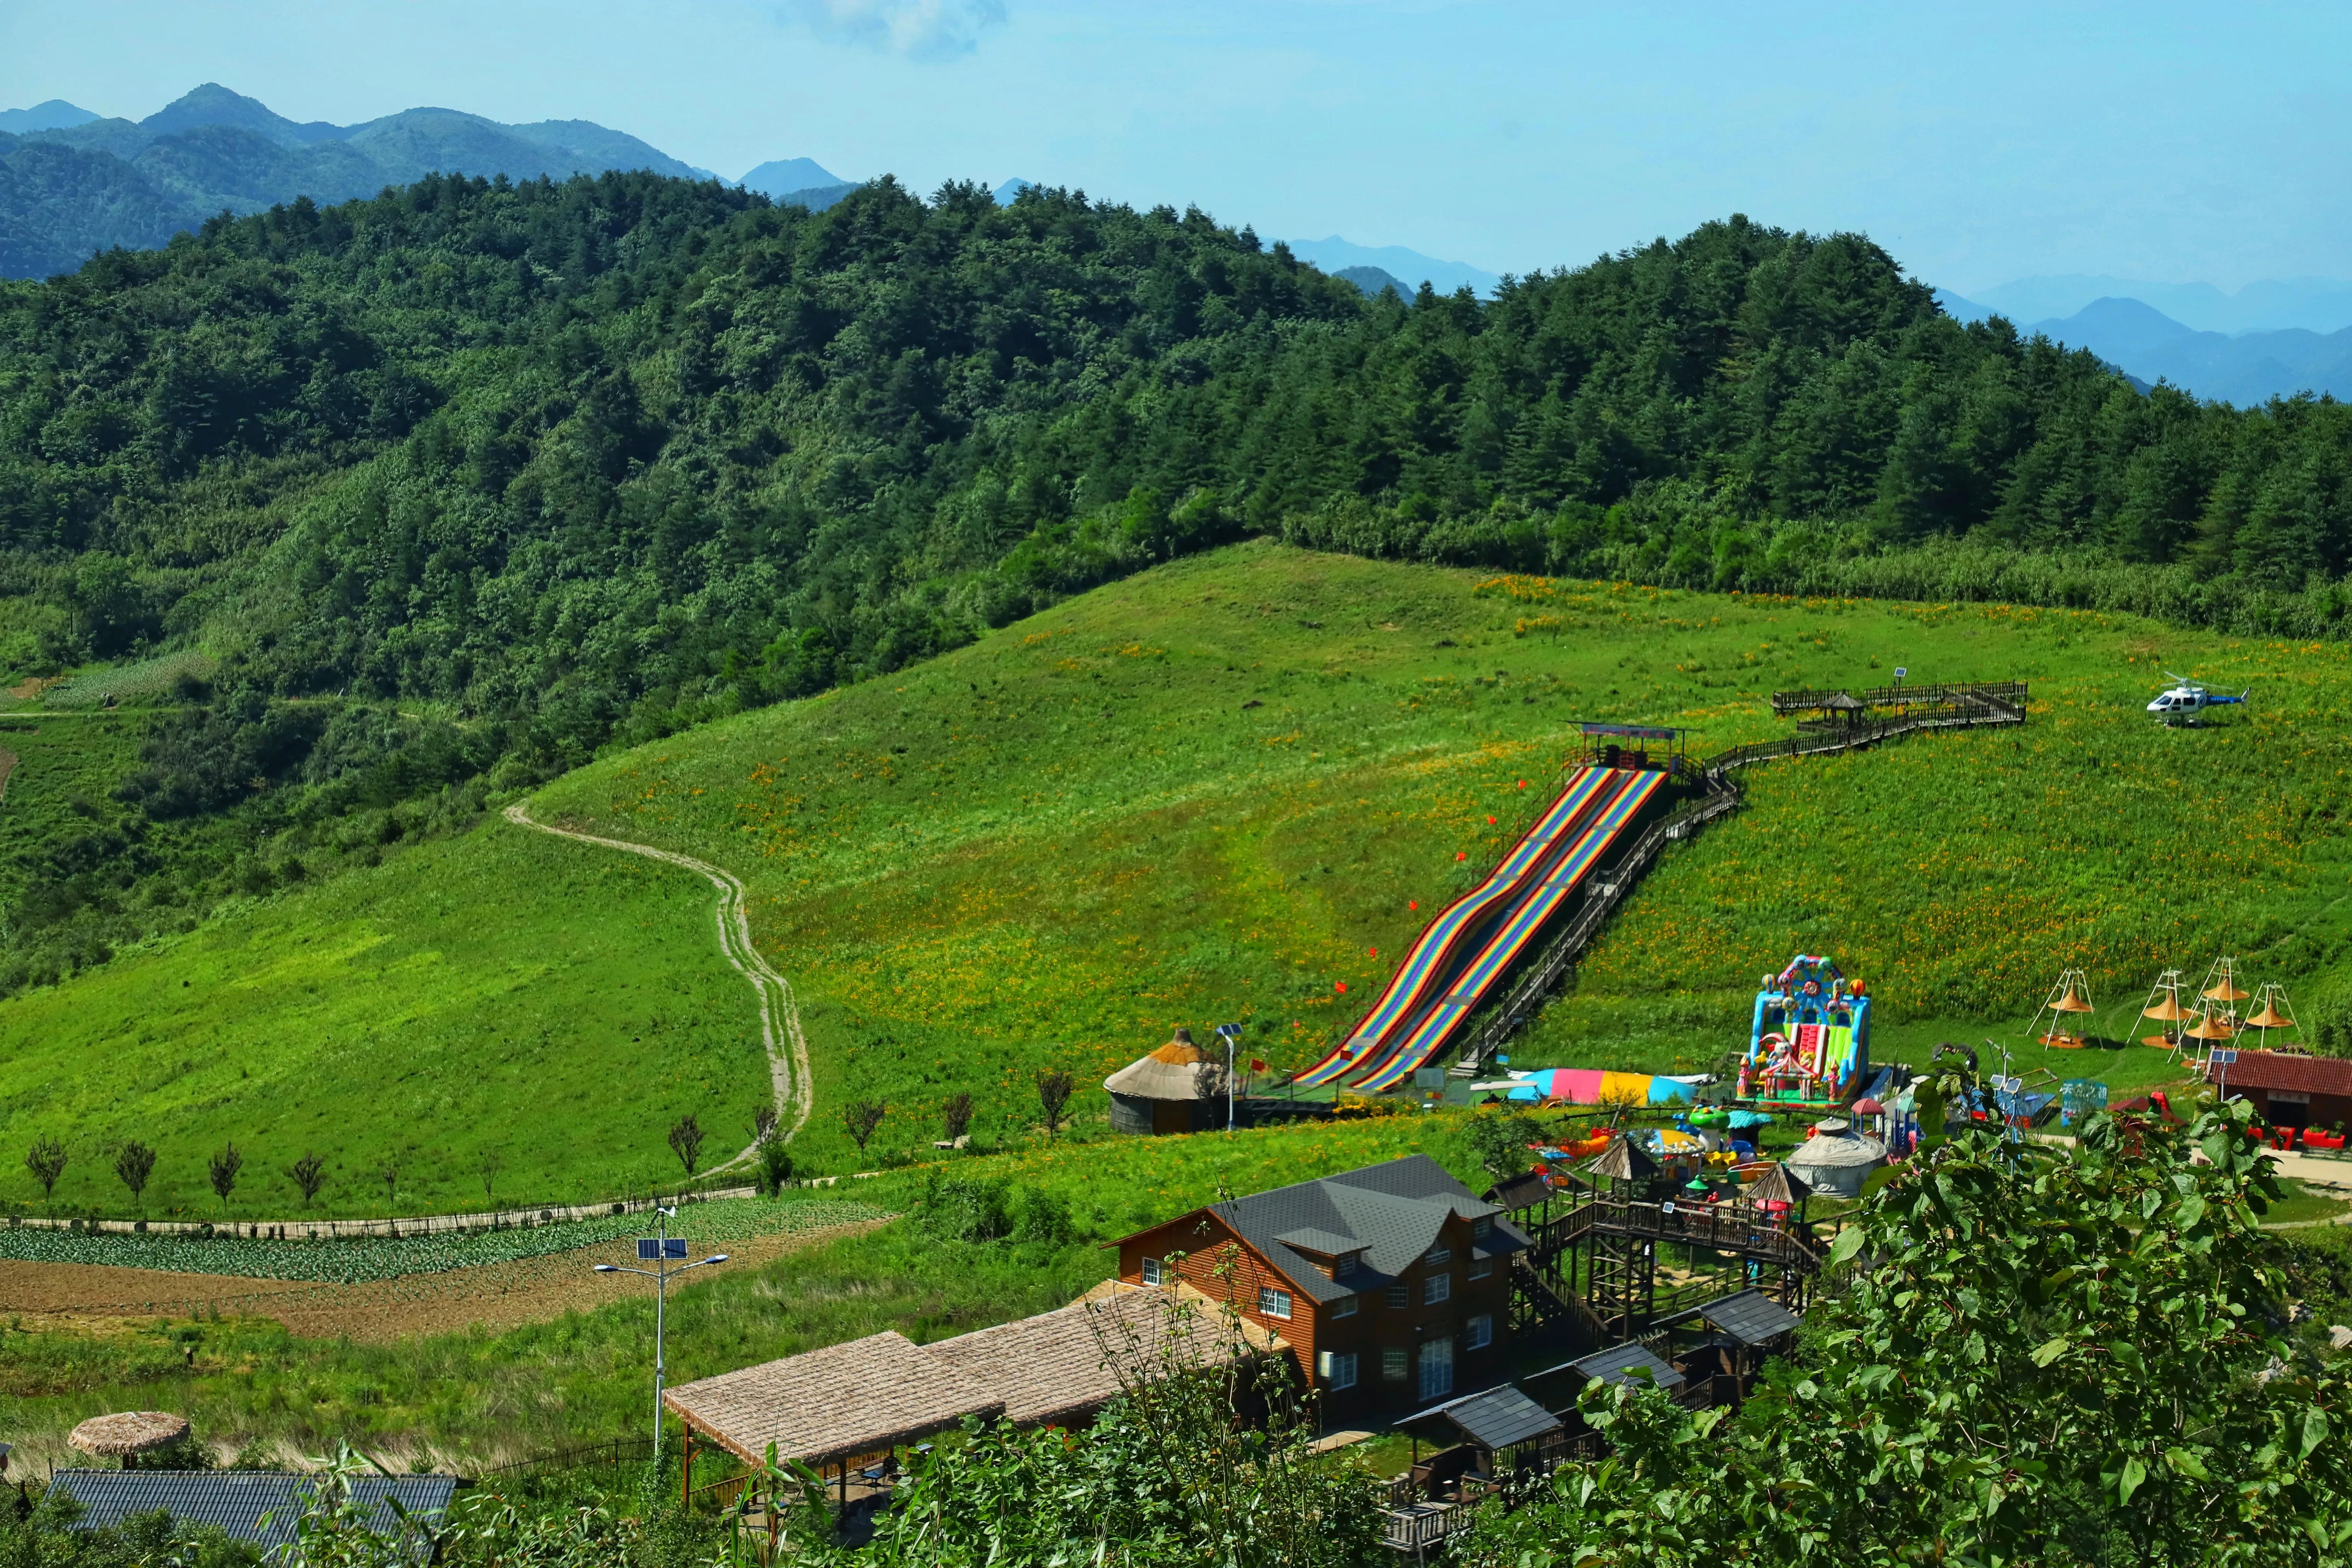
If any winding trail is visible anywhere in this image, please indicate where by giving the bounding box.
[503,801,812,1163]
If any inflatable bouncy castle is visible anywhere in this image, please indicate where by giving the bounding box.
[1736,955,1870,1109]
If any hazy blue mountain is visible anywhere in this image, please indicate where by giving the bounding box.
[1933,287,1991,323]
[0,84,716,278]
[1980,273,2352,335]
[1335,264,1410,300]
[993,177,1034,204]
[0,100,98,134]
[740,157,842,197]
[1284,235,1500,298]
[2025,297,2352,405]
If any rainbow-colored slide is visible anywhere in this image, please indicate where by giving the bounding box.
[1292,766,1618,1088]
[1351,770,1661,1092]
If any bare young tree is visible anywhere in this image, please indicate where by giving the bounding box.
[379,1162,399,1210]
[290,1152,327,1206]
[941,1092,975,1144]
[24,1136,66,1213]
[479,1150,502,1206]
[1037,1070,1076,1143]
[748,1105,778,1146]
[114,1141,157,1209]
[668,1114,706,1179]
[208,1142,243,1213]
[842,1099,886,1157]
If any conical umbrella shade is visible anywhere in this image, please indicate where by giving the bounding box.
[2184,1013,2237,1041]
[2248,1003,2292,1029]
[2143,996,2189,1022]
[2053,988,2095,1014]
[2203,980,2250,1003]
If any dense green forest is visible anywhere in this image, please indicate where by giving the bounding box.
[3,168,2352,990]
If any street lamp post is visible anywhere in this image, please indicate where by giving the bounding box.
[1216,1023,1242,1134]
[595,1205,729,1466]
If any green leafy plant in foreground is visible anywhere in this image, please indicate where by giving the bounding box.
[1457,1088,2349,1566]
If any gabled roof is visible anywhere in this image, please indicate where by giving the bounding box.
[1561,1341,1686,1392]
[1482,1172,1551,1213]
[1399,1385,1562,1452]
[666,1330,1004,1467]
[1191,1155,1527,1302]
[51,1471,453,1559]
[1585,1137,1658,1183]
[1658,1287,1802,1347]
[924,1286,1263,1427]
[1273,1227,1360,1258]
[2206,1050,2352,1096]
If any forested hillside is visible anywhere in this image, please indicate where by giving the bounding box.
[2,170,2352,991]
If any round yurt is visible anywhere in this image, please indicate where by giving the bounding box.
[1105,1029,1222,1135]
[1784,1119,1888,1198]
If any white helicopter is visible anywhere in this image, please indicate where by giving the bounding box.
[2146,671,2249,726]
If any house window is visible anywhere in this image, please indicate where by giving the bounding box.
[1140,1257,1165,1286]
[1472,1217,1491,1239]
[1469,1257,1492,1281]
[1258,1286,1293,1320]
[1424,1273,1451,1305]
[1318,1351,1359,1390]
[1334,1253,1358,1278]
[1423,1245,1450,1266]
[1419,1337,1455,1400]
[1466,1314,1492,1351]
[1385,1281,1410,1309]
[1330,1293,1359,1318]
[1382,1348,1409,1381]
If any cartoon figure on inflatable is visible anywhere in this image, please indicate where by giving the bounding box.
[1735,954,1871,1109]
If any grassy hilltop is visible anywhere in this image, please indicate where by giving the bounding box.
[533,540,2344,1168]
[6,540,2340,1207]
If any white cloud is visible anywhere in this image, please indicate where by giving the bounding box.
[779,0,1008,60]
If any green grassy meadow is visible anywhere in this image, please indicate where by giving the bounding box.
[0,820,770,1217]
[8,540,2347,1212]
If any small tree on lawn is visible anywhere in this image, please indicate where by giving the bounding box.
[668,1114,706,1180]
[942,1092,975,1144]
[479,1150,501,1207]
[207,1142,242,1213]
[25,1136,66,1213]
[114,1140,156,1211]
[758,1135,794,1197]
[378,1162,399,1210]
[842,1100,886,1158]
[290,1152,327,1206]
[1036,1071,1075,1143]
[748,1105,778,1146]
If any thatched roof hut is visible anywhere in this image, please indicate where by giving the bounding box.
[69,1412,189,1467]
[1105,1029,1223,1135]
[1746,1162,1813,1208]
[1584,1135,1659,1190]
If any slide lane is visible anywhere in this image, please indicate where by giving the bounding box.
[1352,768,1662,1093]
[1291,767,1614,1089]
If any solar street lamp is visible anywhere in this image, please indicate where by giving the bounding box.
[595,1205,728,1465]
[1216,1023,1243,1134]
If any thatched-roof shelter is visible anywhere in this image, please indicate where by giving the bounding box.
[1584,1135,1659,1190]
[1746,1163,1813,1208]
[930,1285,1268,1427]
[1105,1028,1223,1135]
[69,1412,189,1467]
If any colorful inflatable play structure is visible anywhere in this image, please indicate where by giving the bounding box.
[1735,954,1871,1109]
[1294,752,1669,1092]
[1492,1068,1703,1106]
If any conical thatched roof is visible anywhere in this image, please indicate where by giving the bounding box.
[1584,1135,1658,1184]
[1103,1029,1216,1101]
[69,1412,188,1458]
[1747,1163,1813,1205]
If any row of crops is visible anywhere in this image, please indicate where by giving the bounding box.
[0,1196,890,1283]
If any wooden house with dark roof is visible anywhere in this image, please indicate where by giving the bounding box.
[1108,1154,1525,1415]
[2204,1049,2352,1133]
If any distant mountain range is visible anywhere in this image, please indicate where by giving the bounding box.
[1283,235,1501,297]
[1936,288,2352,406]
[1334,264,1410,300]
[1959,274,2352,336]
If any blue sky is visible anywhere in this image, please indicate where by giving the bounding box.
[3,0,2347,294]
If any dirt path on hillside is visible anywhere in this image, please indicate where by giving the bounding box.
[502,801,812,1165]
[0,1219,884,1342]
